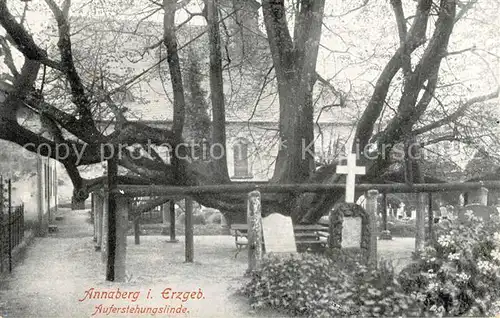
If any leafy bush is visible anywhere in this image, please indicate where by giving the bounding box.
[398,212,500,316]
[388,222,415,237]
[379,220,416,237]
[24,219,38,230]
[206,212,222,224]
[239,252,418,317]
[177,212,206,225]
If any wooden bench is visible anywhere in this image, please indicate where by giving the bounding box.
[48,224,58,233]
[294,224,329,252]
[230,222,329,257]
[230,224,249,257]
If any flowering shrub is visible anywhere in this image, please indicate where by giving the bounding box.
[399,211,500,316]
[239,252,418,317]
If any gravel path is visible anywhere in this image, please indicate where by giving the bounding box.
[0,209,414,318]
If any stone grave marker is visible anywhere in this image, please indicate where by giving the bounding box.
[341,217,362,248]
[329,203,372,262]
[458,204,498,222]
[262,213,297,253]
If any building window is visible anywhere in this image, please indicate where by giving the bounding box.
[233,139,252,178]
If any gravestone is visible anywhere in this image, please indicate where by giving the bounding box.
[458,204,498,222]
[262,213,297,253]
[341,217,362,248]
[328,202,371,262]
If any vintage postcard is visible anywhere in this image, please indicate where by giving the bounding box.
[0,0,499,317]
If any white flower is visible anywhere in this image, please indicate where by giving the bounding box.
[456,272,470,282]
[491,249,500,262]
[494,232,500,246]
[427,282,439,292]
[477,260,497,274]
[438,235,453,247]
[447,253,461,261]
[415,292,426,301]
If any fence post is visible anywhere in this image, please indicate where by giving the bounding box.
[247,190,263,273]
[365,189,378,267]
[185,198,194,262]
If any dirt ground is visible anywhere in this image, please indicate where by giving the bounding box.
[0,209,414,318]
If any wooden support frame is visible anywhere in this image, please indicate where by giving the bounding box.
[114,181,500,197]
[106,157,118,281]
[428,192,433,239]
[168,200,178,243]
[184,198,194,262]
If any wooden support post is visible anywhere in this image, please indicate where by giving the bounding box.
[247,190,263,273]
[382,193,387,231]
[134,216,140,245]
[161,203,169,235]
[379,192,392,240]
[365,189,378,267]
[167,201,178,243]
[415,192,427,251]
[8,179,12,273]
[95,193,103,251]
[0,177,3,273]
[106,157,118,281]
[92,193,97,242]
[114,196,128,282]
[184,198,194,262]
[427,193,433,240]
[101,191,109,262]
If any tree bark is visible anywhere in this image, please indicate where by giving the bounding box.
[206,0,229,182]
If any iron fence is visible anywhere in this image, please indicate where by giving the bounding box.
[0,177,25,273]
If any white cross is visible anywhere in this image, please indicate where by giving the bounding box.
[336,153,366,203]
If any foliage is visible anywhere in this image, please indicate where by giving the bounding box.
[383,220,416,237]
[398,212,500,316]
[177,212,206,225]
[206,212,222,224]
[239,253,419,317]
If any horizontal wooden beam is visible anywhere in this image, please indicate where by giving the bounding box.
[89,181,269,194]
[113,181,500,197]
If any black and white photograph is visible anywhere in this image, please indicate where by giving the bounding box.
[0,0,499,317]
